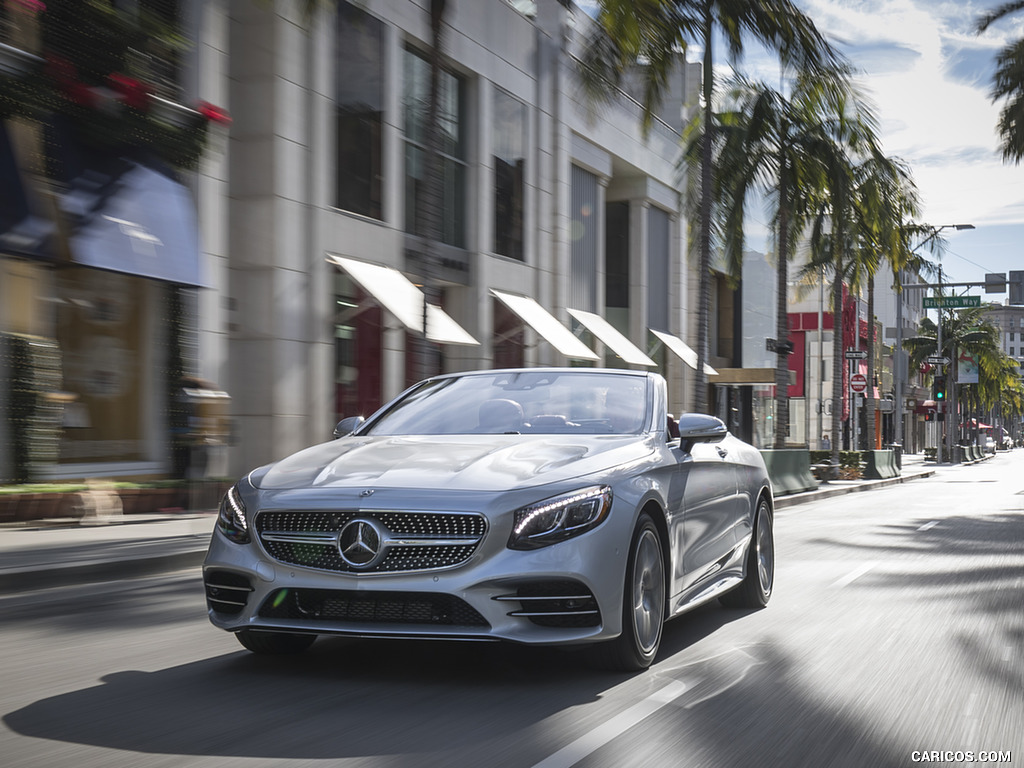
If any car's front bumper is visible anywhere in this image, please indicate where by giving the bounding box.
[203,504,635,646]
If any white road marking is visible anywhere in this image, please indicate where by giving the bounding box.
[963,691,981,744]
[917,520,940,532]
[530,680,689,768]
[830,561,878,588]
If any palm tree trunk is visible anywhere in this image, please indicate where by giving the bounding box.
[866,271,876,450]
[774,158,790,448]
[830,258,844,474]
[415,0,448,382]
[695,9,714,414]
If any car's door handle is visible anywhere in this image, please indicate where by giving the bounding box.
[717,446,728,458]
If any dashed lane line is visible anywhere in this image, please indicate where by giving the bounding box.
[830,561,878,589]
[530,680,689,768]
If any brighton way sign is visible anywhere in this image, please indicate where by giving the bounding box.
[923,295,980,309]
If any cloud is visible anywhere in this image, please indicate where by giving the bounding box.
[910,145,997,167]
[941,40,998,88]
[843,42,921,75]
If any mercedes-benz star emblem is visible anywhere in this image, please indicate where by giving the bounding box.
[338,518,386,570]
[359,489,375,497]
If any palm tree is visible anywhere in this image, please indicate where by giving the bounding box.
[414,0,450,382]
[791,94,884,467]
[904,308,1003,453]
[580,0,841,413]
[976,2,1024,163]
[848,152,920,450]
[713,64,867,447]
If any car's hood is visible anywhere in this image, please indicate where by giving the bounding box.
[254,434,656,492]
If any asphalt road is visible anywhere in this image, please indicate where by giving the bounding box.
[1,452,1021,768]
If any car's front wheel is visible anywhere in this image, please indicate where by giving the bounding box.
[235,629,317,655]
[721,496,773,609]
[592,512,666,672]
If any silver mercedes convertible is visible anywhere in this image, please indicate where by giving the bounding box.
[204,368,774,671]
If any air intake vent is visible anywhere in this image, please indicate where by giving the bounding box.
[204,570,254,616]
[258,588,489,628]
[494,579,601,628]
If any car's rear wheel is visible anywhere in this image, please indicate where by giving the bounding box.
[721,496,773,609]
[235,629,317,655]
[592,513,665,672]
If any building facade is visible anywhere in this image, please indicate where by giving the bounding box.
[1,0,708,481]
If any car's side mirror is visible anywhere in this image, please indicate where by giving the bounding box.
[333,416,365,439]
[676,413,727,453]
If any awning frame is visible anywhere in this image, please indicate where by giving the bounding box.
[567,308,655,367]
[491,289,599,361]
[649,329,718,375]
[327,253,478,346]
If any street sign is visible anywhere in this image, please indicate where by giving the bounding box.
[923,295,981,309]
[925,356,950,365]
[850,373,867,394]
[844,349,867,360]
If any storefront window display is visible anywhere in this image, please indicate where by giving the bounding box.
[55,268,154,464]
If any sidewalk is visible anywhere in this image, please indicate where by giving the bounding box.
[0,452,953,596]
[0,511,217,594]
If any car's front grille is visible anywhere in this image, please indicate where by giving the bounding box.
[494,579,601,628]
[254,509,487,574]
[258,587,490,627]
[204,570,254,616]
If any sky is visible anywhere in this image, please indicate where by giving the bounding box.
[576,0,1024,291]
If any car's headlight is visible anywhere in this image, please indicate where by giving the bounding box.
[508,486,612,550]
[217,484,250,544]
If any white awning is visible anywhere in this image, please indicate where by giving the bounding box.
[567,308,655,367]
[650,329,718,375]
[327,254,478,346]
[491,290,599,360]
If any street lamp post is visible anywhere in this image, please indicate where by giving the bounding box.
[893,223,974,459]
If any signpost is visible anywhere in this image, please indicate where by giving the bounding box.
[850,373,867,394]
[844,349,868,360]
[923,295,980,309]
[925,355,950,366]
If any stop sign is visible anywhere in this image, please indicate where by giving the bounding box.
[851,373,867,393]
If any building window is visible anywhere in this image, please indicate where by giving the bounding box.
[605,201,629,313]
[403,47,466,248]
[1011,332,1016,342]
[570,165,599,312]
[647,206,670,332]
[493,88,526,260]
[336,3,384,219]
[1012,347,1016,356]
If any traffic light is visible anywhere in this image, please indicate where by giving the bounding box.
[933,374,946,401]
[925,410,935,422]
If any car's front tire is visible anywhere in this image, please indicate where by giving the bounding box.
[235,629,317,655]
[592,512,666,672]
[720,496,773,609]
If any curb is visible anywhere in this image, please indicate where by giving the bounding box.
[0,546,208,595]
[773,468,936,509]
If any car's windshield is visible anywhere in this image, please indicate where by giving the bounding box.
[363,371,650,436]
